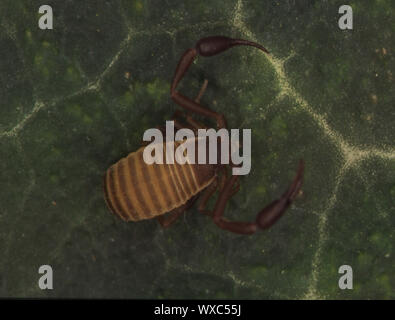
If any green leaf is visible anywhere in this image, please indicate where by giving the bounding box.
[0,0,394,298]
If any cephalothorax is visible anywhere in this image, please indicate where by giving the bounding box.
[103,36,304,235]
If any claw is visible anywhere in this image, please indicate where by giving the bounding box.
[171,36,269,96]
[255,160,304,230]
[196,36,269,57]
[169,35,303,235]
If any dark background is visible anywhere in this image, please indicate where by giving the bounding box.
[0,0,394,298]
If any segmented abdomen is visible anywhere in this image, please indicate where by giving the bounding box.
[103,145,212,221]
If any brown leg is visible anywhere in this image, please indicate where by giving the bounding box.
[150,86,207,140]
[198,166,235,217]
[156,196,198,228]
[170,36,269,129]
[194,79,208,104]
[198,179,218,216]
[173,111,207,134]
[172,80,209,132]
[186,115,207,130]
[218,165,239,195]
[208,160,304,235]
[156,207,185,228]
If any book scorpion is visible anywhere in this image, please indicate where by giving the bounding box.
[104,36,304,235]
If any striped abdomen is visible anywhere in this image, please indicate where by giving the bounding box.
[103,143,215,221]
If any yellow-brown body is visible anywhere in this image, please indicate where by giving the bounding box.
[103,141,216,221]
[103,36,304,234]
